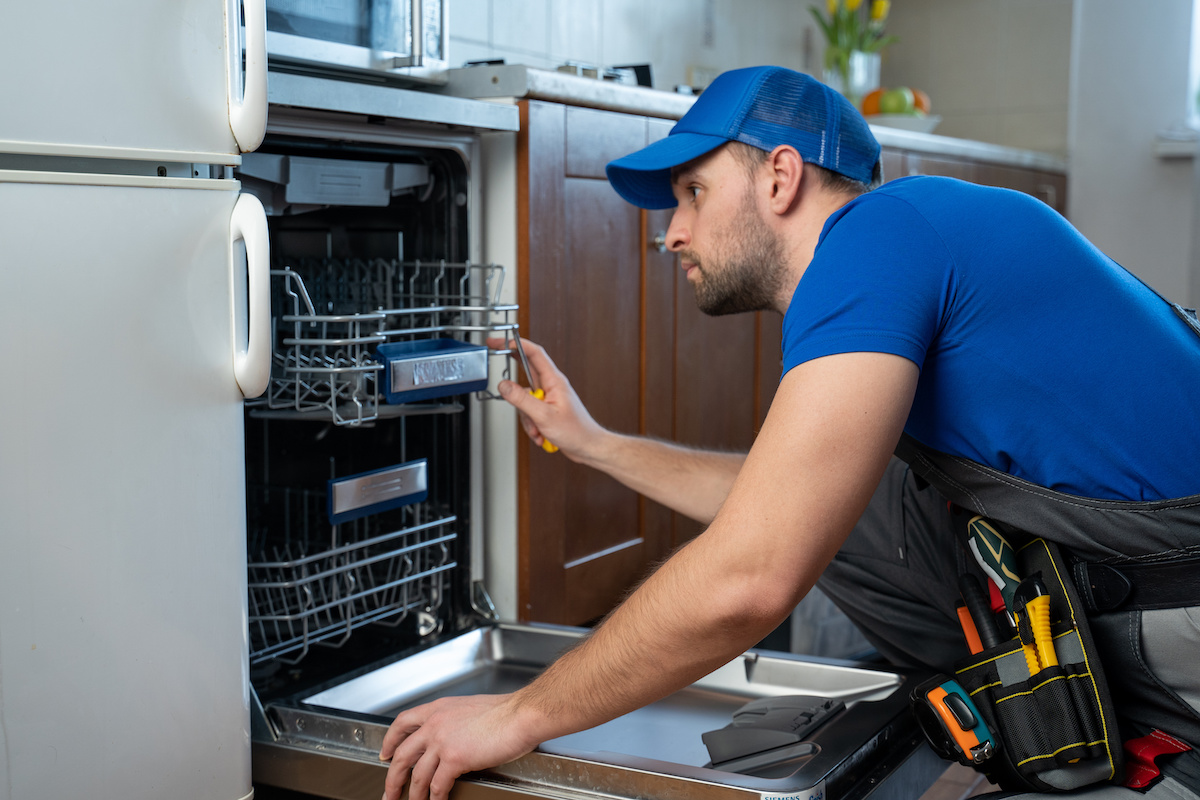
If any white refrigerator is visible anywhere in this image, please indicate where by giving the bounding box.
[0,1,270,798]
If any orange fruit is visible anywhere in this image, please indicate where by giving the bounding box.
[912,89,931,114]
[861,88,885,116]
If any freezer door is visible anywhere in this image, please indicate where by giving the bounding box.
[0,173,254,800]
[0,0,267,161]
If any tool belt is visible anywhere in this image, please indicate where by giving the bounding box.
[913,528,1124,791]
[895,433,1200,792]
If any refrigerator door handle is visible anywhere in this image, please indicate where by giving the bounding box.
[228,0,267,153]
[231,192,271,397]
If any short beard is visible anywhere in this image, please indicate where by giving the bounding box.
[685,194,786,316]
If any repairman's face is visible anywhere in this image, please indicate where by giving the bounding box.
[667,145,785,316]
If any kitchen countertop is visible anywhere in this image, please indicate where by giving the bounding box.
[441,64,1066,174]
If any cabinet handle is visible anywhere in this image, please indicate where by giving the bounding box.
[651,230,668,253]
[1036,183,1057,209]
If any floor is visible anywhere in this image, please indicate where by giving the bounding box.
[918,763,1000,800]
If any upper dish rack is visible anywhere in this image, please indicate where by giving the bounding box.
[257,258,517,426]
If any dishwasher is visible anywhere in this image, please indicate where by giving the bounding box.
[241,99,946,800]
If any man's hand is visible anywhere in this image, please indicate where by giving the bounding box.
[379,693,543,800]
[489,336,745,523]
[489,336,608,461]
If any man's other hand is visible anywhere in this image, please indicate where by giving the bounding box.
[379,693,541,800]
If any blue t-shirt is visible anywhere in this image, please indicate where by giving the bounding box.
[782,176,1200,501]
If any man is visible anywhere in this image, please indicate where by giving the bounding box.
[380,66,1200,800]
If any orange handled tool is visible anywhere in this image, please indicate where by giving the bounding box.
[510,334,558,453]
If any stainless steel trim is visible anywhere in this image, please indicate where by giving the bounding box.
[265,30,448,83]
[330,461,428,518]
[267,71,519,133]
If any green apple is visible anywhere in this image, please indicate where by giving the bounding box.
[879,87,915,114]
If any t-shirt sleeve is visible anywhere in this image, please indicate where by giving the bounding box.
[781,193,955,375]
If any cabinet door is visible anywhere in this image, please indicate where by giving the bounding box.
[518,104,780,623]
[902,152,978,182]
[886,147,1067,214]
[518,101,666,624]
[879,148,906,184]
[975,163,1068,214]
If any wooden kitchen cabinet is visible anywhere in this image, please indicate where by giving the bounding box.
[515,101,1067,626]
[516,101,778,625]
[882,147,1068,215]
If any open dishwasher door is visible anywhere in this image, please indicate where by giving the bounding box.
[252,623,946,800]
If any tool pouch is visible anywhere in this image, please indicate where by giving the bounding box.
[945,537,1124,791]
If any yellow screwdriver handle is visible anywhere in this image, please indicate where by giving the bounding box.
[530,389,559,453]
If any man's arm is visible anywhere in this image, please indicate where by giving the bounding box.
[495,337,745,524]
[379,351,919,800]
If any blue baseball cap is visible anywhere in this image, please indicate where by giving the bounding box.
[605,66,881,209]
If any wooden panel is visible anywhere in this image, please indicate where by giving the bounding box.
[672,271,758,547]
[755,311,783,431]
[903,153,977,183]
[898,150,1067,216]
[1034,171,1067,215]
[519,101,667,625]
[561,177,642,568]
[565,106,649,179]
[641,117,678,565]
[562,539,653,624]
[518,100,569,623]
[974,162,1035,194]
[967,163,1068,214]
[643,205,677,563]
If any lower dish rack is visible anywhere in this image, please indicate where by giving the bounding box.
[247,484,459,665]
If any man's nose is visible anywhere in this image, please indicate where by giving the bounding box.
[665,210,689,252]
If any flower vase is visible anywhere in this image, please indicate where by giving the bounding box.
[823,50,881,108]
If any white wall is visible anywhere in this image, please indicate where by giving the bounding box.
[448,0,820,91]
[880,0,1073,159]
[1069,0,1197,305]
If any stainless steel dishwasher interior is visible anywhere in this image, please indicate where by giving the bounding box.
[258,623,944,800]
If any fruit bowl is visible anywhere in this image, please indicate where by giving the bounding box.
[865,114,942,134]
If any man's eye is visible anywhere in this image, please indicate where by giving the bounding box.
[688,186,700,200]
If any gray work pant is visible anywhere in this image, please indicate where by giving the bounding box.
[817,458,1200,798]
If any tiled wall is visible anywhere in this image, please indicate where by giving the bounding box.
[880,0,1073,157]
[448,0,1073,157]
[448,0,820,93]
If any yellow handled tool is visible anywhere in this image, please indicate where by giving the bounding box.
[1015,578,1058,672]
[511,334,558,453]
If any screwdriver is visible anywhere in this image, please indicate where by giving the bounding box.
[510,333,558,453]
[958,574,1004,650]
[966,516,1022,612]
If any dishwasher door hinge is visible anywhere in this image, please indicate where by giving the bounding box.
[471,580,499,622]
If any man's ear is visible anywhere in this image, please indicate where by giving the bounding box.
[766,145,803,214]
